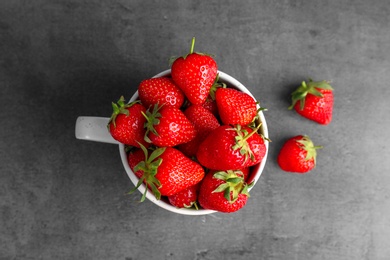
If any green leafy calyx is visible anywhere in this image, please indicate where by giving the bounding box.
[289,79,333,111]
[142,103,163,143]
[230,124,262,163]
[108,96,139,128]
[128,144,166,202]
[212,170,251,203]
[297,135,323,165]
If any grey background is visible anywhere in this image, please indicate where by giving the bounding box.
[1,0,390,259]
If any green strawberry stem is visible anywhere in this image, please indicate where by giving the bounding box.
[289,79,333,110]
[189,37,195,54]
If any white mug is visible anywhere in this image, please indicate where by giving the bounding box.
[75,70,269,215]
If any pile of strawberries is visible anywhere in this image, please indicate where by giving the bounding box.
[108,38,335,214]
[108,38,267,213]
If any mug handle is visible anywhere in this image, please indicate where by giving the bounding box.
[75,116,120,144]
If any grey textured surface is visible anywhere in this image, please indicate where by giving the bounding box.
[1,0,390,259]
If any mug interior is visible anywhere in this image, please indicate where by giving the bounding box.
[119,70,269,215]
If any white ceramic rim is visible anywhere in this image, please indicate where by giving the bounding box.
[119,69,269,215]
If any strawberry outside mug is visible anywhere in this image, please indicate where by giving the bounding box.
[75,70,269,215]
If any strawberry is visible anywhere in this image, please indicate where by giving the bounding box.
[171,37,218,105]
[143,104,196,147]
[138,77,185,109]
[201,81,221,116]
[127,148,147,179]
[198,170,251,213]
[202,97,218,116]
[107,96,149,148]
[289,79,334,125]
[215,87,258,126]
[277,135,322,174]
[178,105,220,157]
[168,184,200,209]
[239,167,250,182]
[196,124,266,170]
[128,145,205,200]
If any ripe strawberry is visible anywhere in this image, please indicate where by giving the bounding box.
[138,77,185,109]
[201,81,221,116]
[178,105,220,157]
[215,87,258,126]
[143,105,196,147]
[277,135,322,174]
[128,146,205,200]
[198,170,251,213]
[202,97,218,116]
[239,167,250,182]
[196,124,266,170]
[107,96,149,148]
[171,37,218,105]
[168,184,200,209]
[289,79,334,125]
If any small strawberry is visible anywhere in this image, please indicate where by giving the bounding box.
[215,87,258,126]
[107,96,149,148]
[167,184,200,209]
[178,105,220,157]
[196,124,266,170]
[171,37,218,105]
[289,79,334,125]
[143,104,197,147]
[198,170,251,213]
[201,80,222,116]
[202,97,218,116]
[138,77,185,109]
[127,148,147,179]
[128,145,205,200]
[277,135,322,174]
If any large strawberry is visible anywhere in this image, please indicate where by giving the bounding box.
[128,146,205,200]
[198,170,251,213]
[277,135,322,174]
[196,124,266,170]
[289,79,334,125]
[143,104,196,147]
[215,87,258,126]
[107,96,149,148]
[171,37,218,105]
[178,104,220,157]
[138,77,185,109]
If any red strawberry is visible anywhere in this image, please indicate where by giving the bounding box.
[196,124,266,170]
[202,97,218,116]
[289,79,334,125]
[215,87,258,126]
[201,81,221,116]
[128,146,205,200]
[168,184,200,209]
[127,148,146,179]
[178,105,220,157]
[239,167,250,182]
[138,77,185,109]
[277,135,322,174]
[144,105,196,147]
[198,170,251,213]
[108,97,149,148]
[171,37,218,105]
